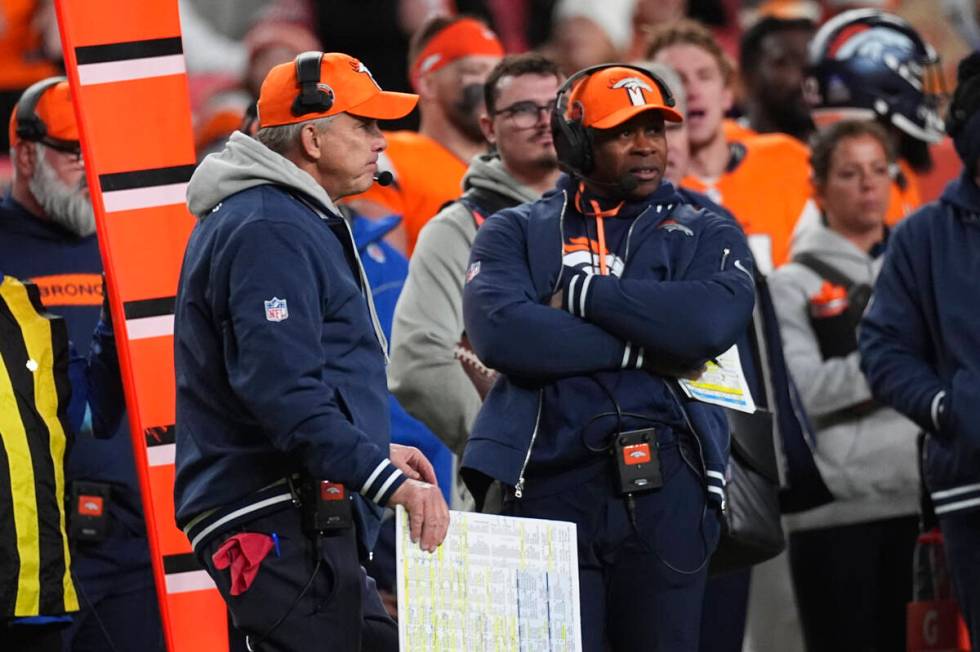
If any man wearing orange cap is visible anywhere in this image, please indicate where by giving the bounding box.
[0,78,165,652]
[346,16,504,255]
[175,51,449,650]
[460,64,755,650]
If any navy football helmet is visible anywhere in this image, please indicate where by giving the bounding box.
[804,9,946,143]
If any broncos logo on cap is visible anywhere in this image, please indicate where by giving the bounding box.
[350,59,381,89]
[612,77,655,107]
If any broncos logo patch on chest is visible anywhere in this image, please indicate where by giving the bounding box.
[563,236,625,277]
[657,219,694,237]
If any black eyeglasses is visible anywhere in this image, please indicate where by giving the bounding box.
[493,100,556,128]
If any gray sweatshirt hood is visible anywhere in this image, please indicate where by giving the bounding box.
[186,131,340,219]
[790,217,879,282]
[461,153,543,205]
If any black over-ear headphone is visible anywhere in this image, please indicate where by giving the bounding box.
[551,63,676,177]
[15,76,68,144]
[291,51,334,117]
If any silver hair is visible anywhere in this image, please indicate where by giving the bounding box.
[255,116,336,155]
[28,143,96,237]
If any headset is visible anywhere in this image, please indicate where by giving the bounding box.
[551,63,676,178]
[15,76,77,151]
[291,51,334,117]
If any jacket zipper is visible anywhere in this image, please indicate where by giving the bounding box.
[514,390,544,498]
[720,247,731,271]
[515,192,570,499]
[553,191,569,290]
[622,205,654,269]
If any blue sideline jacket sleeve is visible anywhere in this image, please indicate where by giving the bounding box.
[463,211,629,379]
[85,319,126,439]
[223,221,404,505]
[859,225,947,435]
[562,218,755,362]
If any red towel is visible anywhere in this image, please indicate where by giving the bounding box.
[211,533,274,596]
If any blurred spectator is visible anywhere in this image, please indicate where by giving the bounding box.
[738,0,823,28]
[859,51,980,649]
[648,19,813,271]
[0,79,162,652]
[313,0,495,131]
[738,16,816,142]
[550,0,636,74]
[942,0,980,51]
[192,18,322,159]
[176,0,247,77]
[0,0,60,152]
[770,120,919,651]
[346,15,503,255]
[803,9,944,223]
[243,19,321,99]
[642,63,691,185]
[389,53,561,465]
[184,0,269,40]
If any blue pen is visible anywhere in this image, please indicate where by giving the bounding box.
[271,532,281,557]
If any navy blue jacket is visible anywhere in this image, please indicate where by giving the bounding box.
[860,174,980,517]
[461,176,755,503]
[174,185,404,549]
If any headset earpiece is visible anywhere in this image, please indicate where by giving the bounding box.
[550,63,676,177]
[291,51,334,117]
[15,76,66,143]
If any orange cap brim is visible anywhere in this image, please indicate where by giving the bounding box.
[591,105,684,130]
[347,90,419,121]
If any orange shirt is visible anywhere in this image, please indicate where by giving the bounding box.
[0,0,59,90]
[682,133,812,272]
[886,159,923,225]
[916,138,961,205]
[722,118,758,143]
[347,131,468,256]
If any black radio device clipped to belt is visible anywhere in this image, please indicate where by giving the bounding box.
[295,478,353,534]
[612,427,663,495]
[69,481,111,543]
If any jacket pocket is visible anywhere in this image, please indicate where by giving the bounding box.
[333,385,357,426]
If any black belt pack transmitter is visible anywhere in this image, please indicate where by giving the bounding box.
[299,480,353,533]
[613,428,663,495]
[70,481,111,542]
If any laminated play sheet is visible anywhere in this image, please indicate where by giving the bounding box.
[396,507,581,652]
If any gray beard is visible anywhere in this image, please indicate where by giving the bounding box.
[29,148,96,238]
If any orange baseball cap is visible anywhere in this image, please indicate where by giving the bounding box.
[257,52,418,128]
[567,66,683,130]
[8,79,80,148]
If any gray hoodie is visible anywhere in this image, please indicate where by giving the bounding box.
[388,153,541,457]
[186,131,386,355]
[769,220,919,531]
[187,131,342,219]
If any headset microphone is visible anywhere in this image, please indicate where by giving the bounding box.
[373,171,394,186]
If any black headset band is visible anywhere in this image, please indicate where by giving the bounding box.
[292,51,334,117]
[15,76,68,143]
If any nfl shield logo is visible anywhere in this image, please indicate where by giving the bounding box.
[465,261,481,283]
[264,297,289,322]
